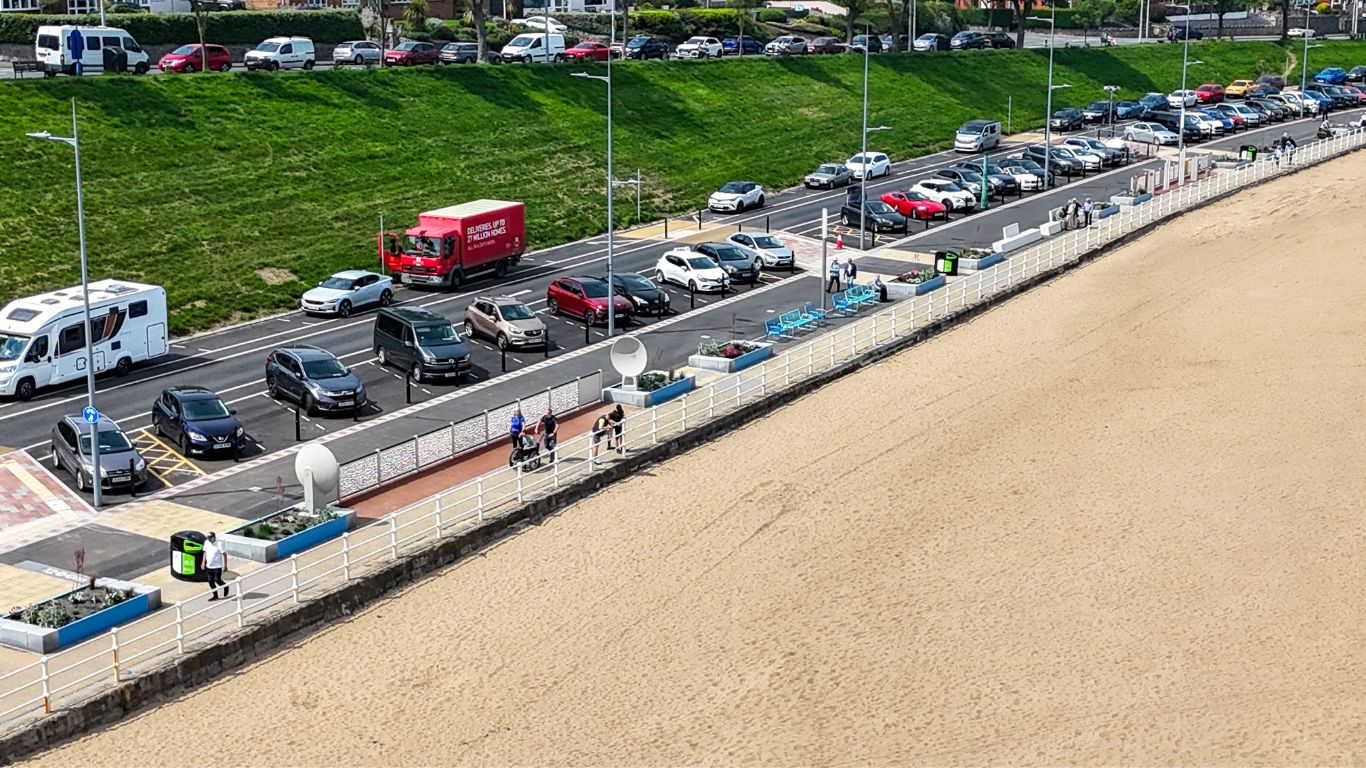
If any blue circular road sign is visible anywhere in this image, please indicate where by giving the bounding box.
[82,406,99,424]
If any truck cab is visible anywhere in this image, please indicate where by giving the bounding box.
[379,200,526,289]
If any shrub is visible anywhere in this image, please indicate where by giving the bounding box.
[0,9,363,46]
[758,7,787,23]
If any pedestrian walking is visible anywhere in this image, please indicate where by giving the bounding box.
[827,257,842,293]
[844,259,858,287]
[204,532,228,601]
[1082,198,1094,227]
[607,404,625,455]
[537,406,558,463]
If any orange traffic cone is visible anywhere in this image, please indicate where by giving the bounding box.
[835,233,844,250]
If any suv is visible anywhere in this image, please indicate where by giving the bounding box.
[675,36,723,58]
[374,307,471,382]
[986,31,1015,48]
[462,296,547,350]
[624,35,669,59]
[913,33,951,51]
[151,386,246,457]
[695,242,760,282]
[809,36,845,54]
[244,36,316,71]
[1022,145,1082,176]
[546,276,633,324]
[850,34,883,53]
[51,413,147,493]
[950,31,986,49]
[1048,107,1084,131]
[840,199,907,232]
[265,345,367,414]
[765,36,808,55]
[439,42,480,64]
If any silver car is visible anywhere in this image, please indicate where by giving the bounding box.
[804,162,853,189]
[765,35,808,55]
[463,296,547,350]
[50,414,148,493]
[334,40,382,66]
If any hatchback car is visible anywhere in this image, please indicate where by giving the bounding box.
[51,414,148,493]
[725,232,793,269]
[1061,137,1123,166]
[1022,144,1084,174]
[158,43,233,73]
[1048,107,1084,131]
[1256,74,1286,89]
[909,178,976,210]
[950,31,986,49]
[1225,79,1256,98]
[934,168,990,198]
[265,346,367,415]
[565,41,615,61]
[439,42,485,64]
[1114,100,1145,119]
[998,157,1053,189]
[1194,83,1225,103]
[300,270,394,317]
[765,35,808,55]
[840,200,906,232]
[950,161,1021,194]
[546,276,633,324]
[880,190,947,219]
[846,152,891,180]
[1314,67,1348,85]
[654,251,730,293]
[986,31,1015,48]
[601,272,671,316]
[850,34,882,53]
[624,35,670,59]
[722,36,764,55]
[463,295,546,349]
[808,36,846,54]
[1166,89,1199,109]
[384,41,439,66]
[804,162,854,188]
[912,33,951,51]
[708,181,765,213]
[695,242,760,281]
[334,39,382,66]
[1347,65,1366,83]
[152,386,246,457]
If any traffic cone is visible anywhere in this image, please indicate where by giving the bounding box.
[835,233,844,250]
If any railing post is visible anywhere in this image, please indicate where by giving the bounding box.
[477,478,485,523]
[389,514,398,560]
[708,385,715,418]
[433,496,443,537]
[553,450,561,487]
[760,367,767,395]
[111,626,120,683]
[807,340,814,374]
[651,408,658,445]
[40,655,50,714]
[234,577,244,628]
[290,554,299,604]
[175,603,184,654]
[516,463,524,504]
[342,532,351,581]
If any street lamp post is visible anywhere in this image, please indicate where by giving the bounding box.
[1104,84,1121,132]
[858,124,890,249]
[27,99,101,508]
[572,40,617,336]
[1300,6,1318,94]
[1178,47,1205,187]
[1030,8,1063,190]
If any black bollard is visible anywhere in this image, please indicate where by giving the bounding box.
[130,457,137,497]
[233,436,240,463]
[690,283,696,309]
[501,345,507,373]
[765,215,770,233]
[696,209,703,229]
[294,405,301,442]
[405,374,412,404]
[584,314,591,345]
[544,328,551,358]
[663,218,669,239]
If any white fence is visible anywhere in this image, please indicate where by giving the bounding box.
[2,126,1363,743]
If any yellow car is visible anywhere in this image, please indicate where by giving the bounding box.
[1226,79,1256,98]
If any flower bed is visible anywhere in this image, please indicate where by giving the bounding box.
[0,577,161,653]
[887,268,947,297]
[604,369,696,408]
[221,506,356,563]
[687,340,773,373]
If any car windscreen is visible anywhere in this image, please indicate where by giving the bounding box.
[866,201,895,214]
[581,281,610,298]
[711,246,748,261]
[686,257,716,270]
[815,165,841,174]
[256,41,281,52]
[183,397,231,421]
[719,182,748,193]
[79,430,133,456]
[396,42,419,50]
[904,191,929,201]
[499,302,536,320]
[319,277,356,290]
[686,37,708,44]
[617,274,654,292]
[627,36,648,47]
[751,235,783,249]
[302,358,349,378]
[415,323,459,345]
[171,44,197,55]
[934,181,962,191]
[0,333,29,361]
[508,35,535,47]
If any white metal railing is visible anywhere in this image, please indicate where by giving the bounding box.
[2,126,1363,741]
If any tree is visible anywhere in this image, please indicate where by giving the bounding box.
[1280,0,1292,41]
[833,0,872,43]
[186,0,211,72]
[1072,0,1115,42]
[883,0,910,51]
[468,0,491,63]
[1209,0,1240,39]
[404,0,430,34]
[1004,0,1030,48]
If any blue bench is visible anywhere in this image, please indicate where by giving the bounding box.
[764,318,789,339]
[801,303,828,326]
[779,309,812,333]
[832,292,857,315]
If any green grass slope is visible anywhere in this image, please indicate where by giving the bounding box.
[0,40,1356,333]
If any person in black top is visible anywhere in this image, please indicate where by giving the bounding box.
[537,407,558,463]
[607,404,625,454]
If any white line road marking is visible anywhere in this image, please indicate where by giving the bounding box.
[509,289,531,297]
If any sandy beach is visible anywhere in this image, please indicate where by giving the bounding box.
[23,153,1366,766]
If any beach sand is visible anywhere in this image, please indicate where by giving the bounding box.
[23,154,1366,766]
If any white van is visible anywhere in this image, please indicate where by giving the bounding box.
[0,280,168,401]
[34,25,151,76]
[501,33,566,63]
[954,119,1002,153]
[243,36,316,71]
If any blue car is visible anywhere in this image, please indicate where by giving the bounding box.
[1314,67,1348,85]
[151,386,248,457]
[1199,109,1235,133]
[1114,100,1146,119]
[1302,89,1335,112]
[721,36,762,55]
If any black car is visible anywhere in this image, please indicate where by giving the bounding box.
[1247,98,1286,121]
[1049,107,1085,131]
[601,272,671,316]
[986,31,1015,48]
[950,31,987,49]
[1082,100,1116,123]
[1168,26,1203,41]
[151,386,247,457]
[912,33,951,51]
[1348,65,1366,83]
[840,200,907,232]
[265,345,367,416]
[935,167,993,198]
[950,161,1019,195]
[1022,145,1082,176]
[850,34,882,53]
[624,35,669,60]
[695,242,760,282]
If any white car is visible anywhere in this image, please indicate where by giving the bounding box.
[243,36,316,71]
[707,181,765,213]
[300,270,393,317]
[909,178,975,211]
[511,15,567,33]
[1050,145,1102,171]
[1288,27,1315,38]
[1280,90,1318,116]
[675,36,723,58]
[845,151,891,180]
[655,249,730,292]
[1124,121,1180,145]
[998,165,1042,192]
[1167,89,1199,109]
[726,231,793,269]
[1191,111,1225,136]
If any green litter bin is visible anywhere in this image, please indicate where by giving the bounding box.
[170,530,206,582]
[935,250,960,277]
[1239,145,1258,162]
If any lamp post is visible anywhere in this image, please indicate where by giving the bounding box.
[27,99,101,508]
[1178,51,1204,186]
[858,125,890,248]
[1104,84,1121,132]
[572,48,617,336]
[1030,8,1062,190]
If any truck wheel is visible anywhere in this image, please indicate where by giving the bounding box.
[376,347,389,367]
[494,260,508,278]
[410,363,424,383]
[448,270,463,288]
[134,62,148,75]
[15,377,35,401]
[115,357,132,376]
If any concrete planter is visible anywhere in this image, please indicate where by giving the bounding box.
[958,252,1005,271]
[221,507,357,564]
[0,578,161,654]
[1111,192,1153,206]
[687,342,773,373]
[1213,160,1252,169]
[1096,203,1121,219]
[603,372,696,408]
[885,274,946,298]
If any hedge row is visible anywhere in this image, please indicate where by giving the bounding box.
[0,10,363,47]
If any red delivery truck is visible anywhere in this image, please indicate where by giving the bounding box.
[379,200,526,289]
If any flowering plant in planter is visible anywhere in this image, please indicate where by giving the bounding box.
[894,267,940,285]
[243,506,339,542]
[696,340,761,359]
[6,576,135,629]
[638,368,684,392]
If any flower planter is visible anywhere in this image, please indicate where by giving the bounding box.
[687,341,773,373]
[0,578,161,654]
[1111,192,1153,206]
[958,252,1005,271]
[1096,203,1121,219]
[1213,160,1251,170]
[220,507,357,563]
[885,274,946,298]
[603,371,696,408]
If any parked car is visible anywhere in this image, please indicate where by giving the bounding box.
[1194,82,1225,103]
[954,119,1002,152]
[726,232,794,269]
[997,156,1053,189]
[300,270,393,317]
[1248,97,1287,121]
[654,251,729,293]
[1287,26,1315,38]
[880,190,947,219]
[1298,88,1335,113]
[502,32,565,63]
[808,36,846,54]
[1167,89,1199,108]
[1049,107,1084,131]
[546,276,633,324]
[265,345,366,415]
[1061,137,1123,165]
[625,35,670,60]
[1225,79,1256,98]
[934,167,990,199]
[462,295,546,349]
[909,178,976,211]
[1052,144,1102,171]
[804,162,854,188]
[765,35,808,55]
[1168,25,1203,41]
[948,30,986,50]
[846,151,891,180]
[600,272,671,316]
[511,15,567,33]
[707,181,765,212]
[384,40,439,66]
[695,242,760,281]
[1348,65,1366,83]
[951,161,1021,194]
[334,40,382,66]
[1187,110,1226,136]
[51,413,147,492]
[244,36,315,71]
[1247,83,1280,98]
[1114,100,1145,119]
[440,42,496,64]
[1218,101,1264,126]
[1022,144,1084,174]
[722,36,763,55]
[850,34,883,53]
[1138,92,1168,115]
[912,33,951,51]
[1082,100,1116,123]
[676,36,723,58]
[1256,74,1286,89]
[840,199,906,232]
[1277,90,1316,116]
[151,386,246,457]
[1264,93,1300,117]
[373,307,471,383]
[986,31,1016,48]
[1341,83,1366,104]
[1211,103,1249,129]
[564,41,614,61]
[158,43,232,73]
[1198,108,1235,134]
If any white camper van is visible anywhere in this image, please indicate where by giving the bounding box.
[34,25,151,76]
[0,280,168,401]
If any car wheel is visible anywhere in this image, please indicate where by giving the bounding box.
[302,393,316,416]
[496,332,509,350]
[75,469,88,492]
[547,297,560,315]
[338,300,352,318]
[14,377,35,401]
[269,60,280,71]
[376,346,389,367]
[115,357,132,377]
[688,280,698,292]
[50,443,60,470]
[756,194,765,207]
[941,199,952,208]
[303,60,315,70]
[184,62,197,73]
[180,433,192,458]
[134,62,148,75]
[379,289,392,307]
[554,54,565,63]
[354,54,364,65]
[463,320,476,338]
[655,270,667,284]
[218,62,232,72]
[410,363,424,383]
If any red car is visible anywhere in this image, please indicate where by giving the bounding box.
[1195,83,1225,103]
[383,41,440,66]
[1341,84,1366,104]
[881,190,947,220]
[546,276,632,326]
[158,43,233,73]
[565,41,616,61]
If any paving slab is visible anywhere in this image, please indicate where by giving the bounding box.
[96,500,244,542]
[0,564,73,613]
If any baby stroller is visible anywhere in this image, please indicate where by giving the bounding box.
[509,432,541,470]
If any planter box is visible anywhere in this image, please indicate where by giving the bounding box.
[0,578,161,654]
[1096,203,1121,220]
[687,342,773,374]
[603,372,696,408]
[959,252,1005,271]
[1111,192,1153,206]
[221,507,357,563]
[885,274,946,298]
[1213,160,1251,169]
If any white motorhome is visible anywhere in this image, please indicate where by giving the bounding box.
[0,280,168,401]
[34,25,151,76]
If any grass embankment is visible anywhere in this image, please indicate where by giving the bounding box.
[0,40,1358,334]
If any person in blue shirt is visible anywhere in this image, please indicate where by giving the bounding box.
[827,257,842,293]
[510,408,524,441]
